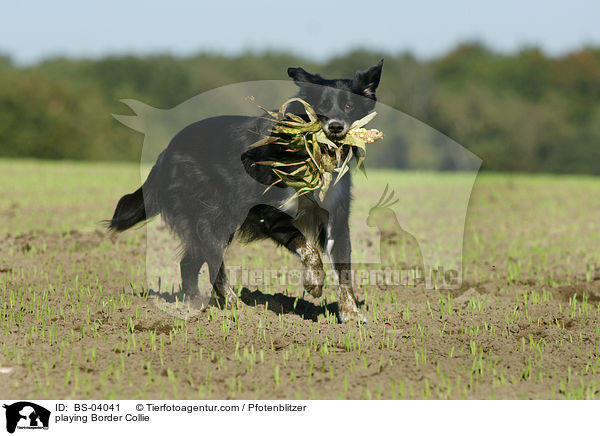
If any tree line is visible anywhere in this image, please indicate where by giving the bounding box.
[0,43,598,174]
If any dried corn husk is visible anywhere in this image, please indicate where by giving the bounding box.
[249,97,383,202]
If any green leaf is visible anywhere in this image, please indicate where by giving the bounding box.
[311,132,322,165]
[315,130,337,150]
[319,172,333,201]
[333,148,353,186]
[256,158,310,167]
[349,111,377,129]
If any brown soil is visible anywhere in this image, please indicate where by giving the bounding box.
[1,173,600,399]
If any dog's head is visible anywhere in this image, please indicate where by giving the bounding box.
[287,59,384,140]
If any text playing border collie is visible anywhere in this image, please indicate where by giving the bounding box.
[109,60,384,323]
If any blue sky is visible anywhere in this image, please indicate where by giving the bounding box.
[1,0,599,64]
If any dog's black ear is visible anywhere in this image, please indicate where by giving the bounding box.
[287,67,322,85]
[354,59,384,98]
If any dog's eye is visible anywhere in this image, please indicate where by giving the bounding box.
[344,104,353,112]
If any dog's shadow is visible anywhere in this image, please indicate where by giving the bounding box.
[143,286,190,303]
[143,286,359,322]
[239,287,339,321]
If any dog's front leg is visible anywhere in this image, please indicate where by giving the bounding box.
[251,205,325,297]
[326,219,366,323]
[289,234,324,298]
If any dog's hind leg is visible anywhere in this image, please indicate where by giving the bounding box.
[176,218,205,299]
[177,215,236,306]
[203,232,237,306]
[211,262,237,305]
[180,251,203,297]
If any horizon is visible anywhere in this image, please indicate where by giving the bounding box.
[1,41,598,67]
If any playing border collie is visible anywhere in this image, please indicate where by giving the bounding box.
[109,60,384,323]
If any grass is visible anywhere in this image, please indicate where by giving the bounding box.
[0,158,599,399]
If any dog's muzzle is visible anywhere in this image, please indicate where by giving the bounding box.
[325,120,348,139]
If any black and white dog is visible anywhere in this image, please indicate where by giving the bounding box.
[109,60,383,322]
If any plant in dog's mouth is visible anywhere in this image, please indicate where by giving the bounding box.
[249,97,383,202]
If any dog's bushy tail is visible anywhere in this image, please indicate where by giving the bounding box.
[108,164,161,232]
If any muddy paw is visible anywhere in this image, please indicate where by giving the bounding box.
[338,307,367,324]
[181,289,207,306]
[214,287,239,309]
[186,294,211,311]
[303,268,324,298]
[337,293,366,323]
